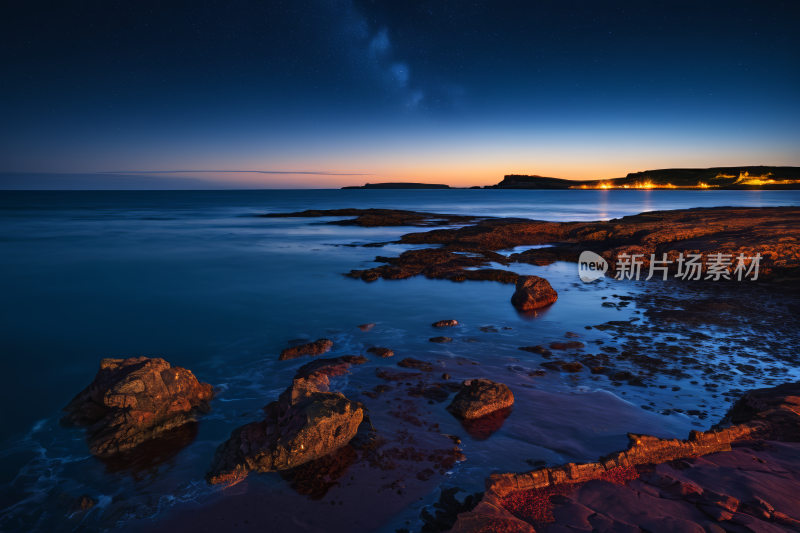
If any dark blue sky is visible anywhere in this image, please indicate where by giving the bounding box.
[1,0,798,187]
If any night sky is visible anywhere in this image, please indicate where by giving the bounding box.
[1,0,798,188]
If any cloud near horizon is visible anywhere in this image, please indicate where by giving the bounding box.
[0,171,376,190]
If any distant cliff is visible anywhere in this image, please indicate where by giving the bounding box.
[615,166,800,188]
[485,175,576,189]
[488,166,800,189]
[342,182,451,189]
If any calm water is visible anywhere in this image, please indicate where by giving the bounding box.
[1,189,798,532]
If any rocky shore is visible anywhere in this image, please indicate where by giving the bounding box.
[273,206,800,284]
[55,205,800,533]
[65,317,800,533]
[450,382,800,533]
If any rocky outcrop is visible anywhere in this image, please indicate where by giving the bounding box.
[344,247,518,284]
[206,356,367,485]
[726,381,800,441]
[357,323,376,332]
[446,379,514,420]
[366,347,394,357]
[509,249,557,266]
[451,382,800,532]
[279,338,333,361]
[429,336,453,343]
[510,276,558,310]
[432,319,459,327]
[61,357,214,456]
[276,207,800,285]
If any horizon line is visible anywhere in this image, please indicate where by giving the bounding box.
[101,170,375,176]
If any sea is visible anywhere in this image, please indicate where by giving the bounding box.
[1,189,799,532]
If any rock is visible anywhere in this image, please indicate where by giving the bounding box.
[366,347,394,357]
[446,379,514,420]
[61,357,214,455]
[443,434,461,444]
[510,275,558,310]
[397,358,434,371]
[612,370,634,381]
[518,345,553,357]
[550,341,585,350]
[430,336,453,343]
[348,413,379,450]
[540,361,583,373]
[279,338,333,360]
[69,494,97,513]
[420,487,484,531]
[206,356,367,485]
[451,509,535,533]
[442,373,451,380]
[432,319,459,327]
[727,381,800,441]
[512,249,558,266]
[357,323,376,332]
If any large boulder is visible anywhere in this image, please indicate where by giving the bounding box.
[447,379,514,420]
[432,319,459,327]
[279,338,333,360]
[510,275,558,310]
[61,357,214,455]
[206,356,366,485]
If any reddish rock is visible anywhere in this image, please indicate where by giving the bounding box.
[279,338,333,361]
[550,341,585,350]
[511,276,558,310]
[451,506,535,533]
[432,319,459,327]
[518,345,553,357]
[357,323,376,332]
[727,381,800,441]
[61,357,214,456]
[430,336,453,343]
[366,347,394,357]
[69,494,98,513]
[206,356,367,485]
[397,358,434,371]
[540,361,583,373]
[511,250,558,267]
[447,379,514,420]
